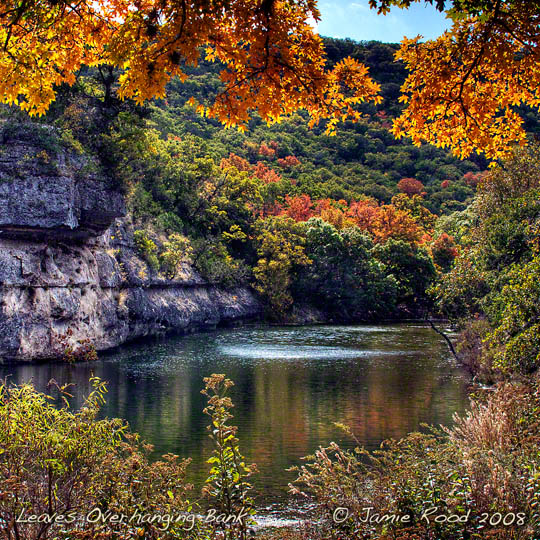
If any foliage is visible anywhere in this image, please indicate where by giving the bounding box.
[433,207,475,246]
[0,0,382,134]
[160,233,193,278]
[296,219,399,320]
[435,249,490,321]
[379,0,540,160]
[456,316,495,380]
[0,36,494,323]
[192,238,251,288]
[483,253,540,375]
[201,374,256,540]
[0,377,194,540]
[372,239,436,314]
[253,217,311,318]
[148,40,483,217]
[0,374,262,540]
[391,193,437,234]
[269,194,431,245]
[430,232,459,272]
[397,177,424,197]
[291,380,540,540]
[5,0,540,161]
[434,145,540,378]
[134,229,160,272]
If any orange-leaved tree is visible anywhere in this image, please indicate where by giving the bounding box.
[0,0,381,129]
[371,0,540,161]
[4,0,539,160]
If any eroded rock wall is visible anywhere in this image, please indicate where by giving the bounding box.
[0,123,261,362]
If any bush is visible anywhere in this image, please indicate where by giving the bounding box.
[483,253,540,375]
[0,377,193,540]
[193,238,251,288]
[290,381,540,540]
[133,229,160,272]
[160,233,193,278]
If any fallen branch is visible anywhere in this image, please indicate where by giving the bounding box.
[426,319,460,362]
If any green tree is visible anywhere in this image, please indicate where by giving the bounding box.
[373,238,436,315]
[484,253,540,375]
[253,217,310,318]
[297,218,398,320]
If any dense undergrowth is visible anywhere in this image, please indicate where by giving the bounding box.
[434,146,540,381]
[1,373,538,540]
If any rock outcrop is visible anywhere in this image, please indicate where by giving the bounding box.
[0,123,261,362]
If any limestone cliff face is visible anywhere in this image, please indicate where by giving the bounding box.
[0,123,261,362]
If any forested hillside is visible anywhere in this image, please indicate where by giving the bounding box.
[151,39,486,214]
[8,38,493,322]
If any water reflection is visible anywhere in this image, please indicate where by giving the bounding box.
[0,324,471,509]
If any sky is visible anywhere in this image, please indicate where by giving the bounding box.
[313,0,451,43]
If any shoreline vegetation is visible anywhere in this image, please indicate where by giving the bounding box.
[1,369,538,539]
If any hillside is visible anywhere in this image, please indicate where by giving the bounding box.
[149,39,485,215]
[0,38,495,337]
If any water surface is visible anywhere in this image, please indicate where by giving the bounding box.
[0,323,470,515]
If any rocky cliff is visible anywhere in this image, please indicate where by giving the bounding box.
[0,123,261,362]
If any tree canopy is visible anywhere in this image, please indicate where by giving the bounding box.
[2,0,540,159]
[373,0,540,160]
[0,0,380,130]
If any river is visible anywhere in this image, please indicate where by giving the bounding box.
[0,323,470,521]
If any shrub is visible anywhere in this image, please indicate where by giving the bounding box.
[193,238,251,288]
[0,375,258,540]
[290,381,540,540]
[0,377,193,540]
[133,229,160,272]
[160,233,193,278]
[156,212,185,233]
[483,253,540,375]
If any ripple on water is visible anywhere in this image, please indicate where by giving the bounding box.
[217,345,407,361]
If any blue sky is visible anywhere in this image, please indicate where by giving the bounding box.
[314,0,451,43]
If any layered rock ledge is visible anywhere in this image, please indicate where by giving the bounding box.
[0,123,261,362]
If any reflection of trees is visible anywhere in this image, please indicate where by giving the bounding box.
[0,326,470,504]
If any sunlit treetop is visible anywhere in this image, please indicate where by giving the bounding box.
[371,0,540,161]
[0,0,381,132]
[3,0,540,160]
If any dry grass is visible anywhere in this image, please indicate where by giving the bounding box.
[288,379,540,540]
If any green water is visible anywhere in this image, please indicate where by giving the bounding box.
[0,323,470,518]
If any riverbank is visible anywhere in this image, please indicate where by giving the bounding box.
[0,323,472,515]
